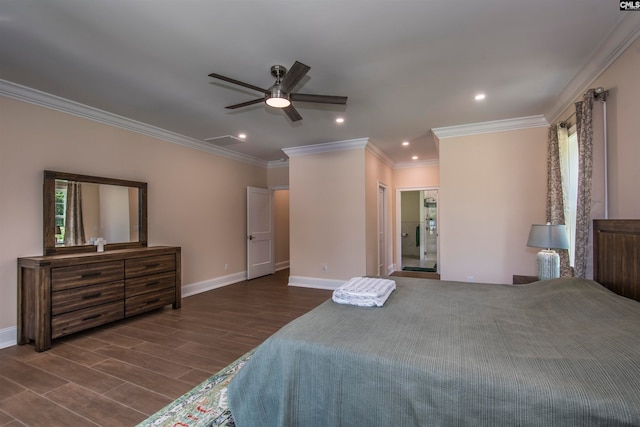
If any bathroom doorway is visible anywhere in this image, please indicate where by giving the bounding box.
[396,188,438,273]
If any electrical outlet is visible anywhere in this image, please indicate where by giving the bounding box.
[224,263,229,271]
[467,276,474,282]
[322,264,328,273]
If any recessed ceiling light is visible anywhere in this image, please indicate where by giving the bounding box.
[402,141,410,146]
[238,133,247,139]
[412,155,418,160]
[475,93,486,101]
[336,117,345,124]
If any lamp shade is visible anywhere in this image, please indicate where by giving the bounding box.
[527,224,569,250]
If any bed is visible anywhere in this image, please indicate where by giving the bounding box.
[228,220,640,426]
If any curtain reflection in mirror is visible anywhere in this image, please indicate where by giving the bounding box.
[64,181,86,245]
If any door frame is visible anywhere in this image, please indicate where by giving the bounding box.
[395,186,439,272]
[377,182,389,276]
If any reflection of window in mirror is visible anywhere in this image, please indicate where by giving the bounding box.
[54,180,67,245]
[53,179,140,247]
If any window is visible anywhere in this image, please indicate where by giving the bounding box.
[559,127,578,266]
[55,181,66,244]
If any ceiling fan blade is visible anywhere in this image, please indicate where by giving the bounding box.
[283,105,302,122]
[208,72,269,94]
[279,61,310,93]
[290,93,348,105]
[225,98,265,109]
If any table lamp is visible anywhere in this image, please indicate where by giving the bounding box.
[527,223,569,280]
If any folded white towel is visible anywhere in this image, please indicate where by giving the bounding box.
[332,277,396,307]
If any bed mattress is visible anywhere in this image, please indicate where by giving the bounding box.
[228,277,640,426]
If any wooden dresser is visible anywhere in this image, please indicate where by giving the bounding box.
[18,246,181,351]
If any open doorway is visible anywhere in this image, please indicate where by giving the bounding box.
[396,188,439,274]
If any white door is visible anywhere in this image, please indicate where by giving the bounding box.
[247,187,275,279]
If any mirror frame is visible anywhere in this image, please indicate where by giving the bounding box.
[43,170,148,255]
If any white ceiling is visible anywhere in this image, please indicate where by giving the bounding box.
[0,1,633,164]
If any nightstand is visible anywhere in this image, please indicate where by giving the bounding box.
[512,275,539,285]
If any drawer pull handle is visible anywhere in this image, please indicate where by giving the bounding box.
[145,281,160,287]
[145,263,160,269]
[146,298,161,304]
[81,272,101,278]
[82,292,102,300]
[82,314,101,321]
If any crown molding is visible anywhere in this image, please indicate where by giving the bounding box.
[282,137,369,157]
[365,141,395,169]
[0,79,268,168]
[432,115,549,139]
[546,14,640,123]
[393,159,439,169]
[267,159,289,168]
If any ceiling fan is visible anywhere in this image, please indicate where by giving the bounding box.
[208,61,347,122]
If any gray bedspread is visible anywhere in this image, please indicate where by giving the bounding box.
[228,277,640,426]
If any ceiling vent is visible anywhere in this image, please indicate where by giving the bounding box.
[203,135,245,146]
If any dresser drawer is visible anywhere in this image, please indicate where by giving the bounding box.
[125,287,176,317]
[126,271,175,298]
[52,281,124,316]
[52,301,124,339]
[125,254,176,278]
[51,261,124,291]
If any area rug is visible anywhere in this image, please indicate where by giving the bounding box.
[136,348,255,427]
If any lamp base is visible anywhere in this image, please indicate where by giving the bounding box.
[537,249,560,280]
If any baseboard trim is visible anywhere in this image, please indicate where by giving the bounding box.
[288,276,345,290]
[0,327,17,350]
[387,264,395,276]
[275,260,290,271]
[181,271,247,298]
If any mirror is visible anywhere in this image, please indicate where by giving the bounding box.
[43,170,147,255]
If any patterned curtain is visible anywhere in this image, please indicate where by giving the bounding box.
[573,89,595,279]
[64,181,86,246]
[546,124,571,277]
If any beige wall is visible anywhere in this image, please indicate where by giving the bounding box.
[81,183,100,240]
[579,36,640,218]
[401,191,421,223]
[393,164,440,189]
[267,165,289,189]
[365,150,393,275]
[273,189,290,268]
[268,166,291,268]
[439,127,548,284]
[400,191,421,258]
[289,148,367,280]
[289,147,437,282]
[0,95,267,330]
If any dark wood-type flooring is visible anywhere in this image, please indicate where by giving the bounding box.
[0,269,331,427]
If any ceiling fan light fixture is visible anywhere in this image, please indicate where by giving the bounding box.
[209,61,347,121]
[266,96,291,108]
[266,86,291,108]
